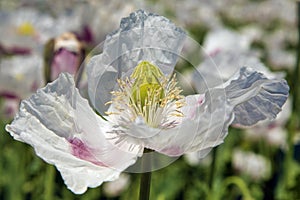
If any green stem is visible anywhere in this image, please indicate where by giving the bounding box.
[139,171,152,200]
[208,147,218,189]
[43,38,54,84]
[139,149,152,200]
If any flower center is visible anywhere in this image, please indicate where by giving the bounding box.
[106,61,184,128]
[130,61,164,108]
[17,22,36,36]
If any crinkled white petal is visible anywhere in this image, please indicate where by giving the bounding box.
[0,54,44,99]
[225,67,289,126]
[180,90,234,155]
[87,10,186,114]
[6,73,140,194]
[147,90,234,157]
[243,98,290,132]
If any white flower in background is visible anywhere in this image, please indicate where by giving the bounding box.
[233,149,271,181]
[240,25,264,43]
[0,54,44,99]
[6,10,289,194]
[213,0,295,71]
[222,0,295,27]
[0,7,83,53]
[264,29,296,70]
[0,54,43,118]
[103,173,130,197]
[148,0,224,29]
[0,8,54,51]
[203,28,252,56]
[75,0,145,43]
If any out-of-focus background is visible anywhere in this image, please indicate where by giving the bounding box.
[0,0,299,199]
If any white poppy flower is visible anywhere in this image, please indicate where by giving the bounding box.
[6,10,289,194]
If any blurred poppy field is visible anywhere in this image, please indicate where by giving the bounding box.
[0,0,300,200]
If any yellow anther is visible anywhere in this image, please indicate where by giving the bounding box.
[105,101,113,106]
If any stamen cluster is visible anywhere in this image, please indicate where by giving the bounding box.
[106,61,185,128]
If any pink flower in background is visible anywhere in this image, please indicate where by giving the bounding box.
[44,32,84,81]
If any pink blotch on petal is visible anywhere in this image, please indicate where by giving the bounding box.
[197,96,204,105]
[68,138,106,167]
